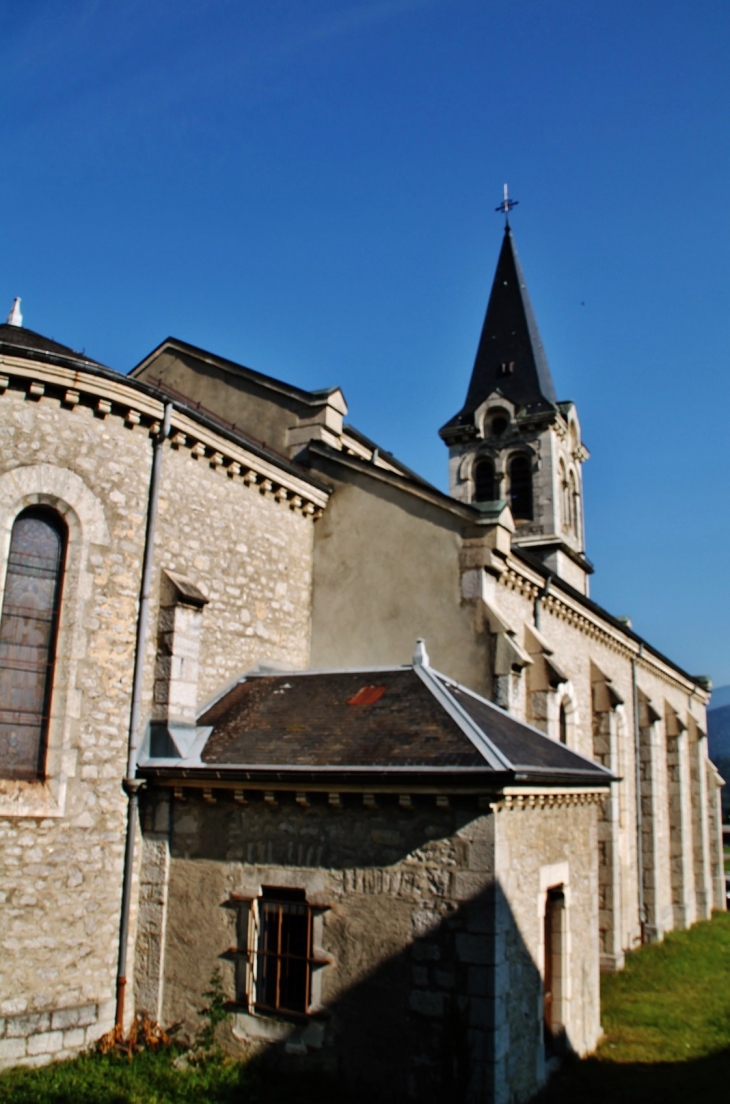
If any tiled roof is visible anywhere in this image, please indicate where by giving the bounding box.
[140,663,611,787]
[200,669,484,768]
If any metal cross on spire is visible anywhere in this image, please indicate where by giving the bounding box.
[495,183,518,226]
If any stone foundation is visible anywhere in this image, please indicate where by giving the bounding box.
[0,999,113,1069]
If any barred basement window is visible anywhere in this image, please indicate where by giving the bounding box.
[234,887,325,1018]
[255,888,311,1016]
[0,508,66,780]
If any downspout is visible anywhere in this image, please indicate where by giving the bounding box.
[115,402,173,1028]
[631,643,646,942]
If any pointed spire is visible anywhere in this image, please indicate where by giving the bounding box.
[441,228,557,438]
[6,298,22,327]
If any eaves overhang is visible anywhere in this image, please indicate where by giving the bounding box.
[512,545,709,697]
[0,347,332,499]
[131,336,346,412]
[307,440,502,529]
[137,763,610,792]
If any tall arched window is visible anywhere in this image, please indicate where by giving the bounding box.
[559,461,569,531]
[0,508,66,780]
[473,458,496,503]
[568,470,579,537]
[509,455,533,520]
[559,702,568,745]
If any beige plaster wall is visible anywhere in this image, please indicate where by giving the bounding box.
[309,464,491,696]
[134,350,306,455]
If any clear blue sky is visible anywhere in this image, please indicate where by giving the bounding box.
[1,1,729,687]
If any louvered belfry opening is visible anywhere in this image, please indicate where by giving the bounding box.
[509,454,533,520]
[474,457,497,503]
[0,508,66,780]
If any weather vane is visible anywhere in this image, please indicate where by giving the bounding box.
[495,183,518,225]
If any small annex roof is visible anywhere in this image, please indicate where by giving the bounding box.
[138,659,612,789]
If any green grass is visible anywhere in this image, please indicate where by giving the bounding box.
[535,910,730,1103]
[0,1049,358,1104]
[3,913,730,1103]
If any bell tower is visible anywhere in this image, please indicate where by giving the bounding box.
[440,213,592,593]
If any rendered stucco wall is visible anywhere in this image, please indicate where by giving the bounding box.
[143,787,601,1104]
[309,464,491,697]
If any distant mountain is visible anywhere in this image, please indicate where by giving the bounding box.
[708,704,730,761]
[710,685,730,710]
[709,689,730,815]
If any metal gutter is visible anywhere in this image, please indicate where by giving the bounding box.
[138,765,610,790]
[632,645,646,940]
[115,401,172,1028]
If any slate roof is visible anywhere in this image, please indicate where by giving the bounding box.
[0,323,102,365]
[441,227,558,437]
[139,663,612,788]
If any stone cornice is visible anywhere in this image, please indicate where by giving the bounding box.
[497,555,708,701]
[496,789,605,812]
[0,354,330,515]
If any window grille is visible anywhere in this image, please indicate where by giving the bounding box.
[0,509,66,780]
[233,887,330,1019]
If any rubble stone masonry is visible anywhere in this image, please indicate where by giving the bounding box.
[0,364,319,1067]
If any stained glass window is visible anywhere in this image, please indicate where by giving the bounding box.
[0,509,66,779]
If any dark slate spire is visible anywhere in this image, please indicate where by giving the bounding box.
[441,227,557,437]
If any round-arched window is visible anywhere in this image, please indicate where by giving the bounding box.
[559,702,568,745]
[474,458,497,503]
[0,508,66,779]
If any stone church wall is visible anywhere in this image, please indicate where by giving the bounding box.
[308,446,716,971]
[0,372,319,1067]
[137,785,600,1104]
[494,799,601,1102]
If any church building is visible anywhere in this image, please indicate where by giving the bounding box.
[0,224,722,1103]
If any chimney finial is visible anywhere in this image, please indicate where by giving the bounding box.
[6,298,22,327]
[413,638,430,667]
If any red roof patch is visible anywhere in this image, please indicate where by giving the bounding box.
[347,685,387,707]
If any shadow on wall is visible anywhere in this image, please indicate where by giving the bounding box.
[217,881,551,1104]
[155,796,574,1104]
